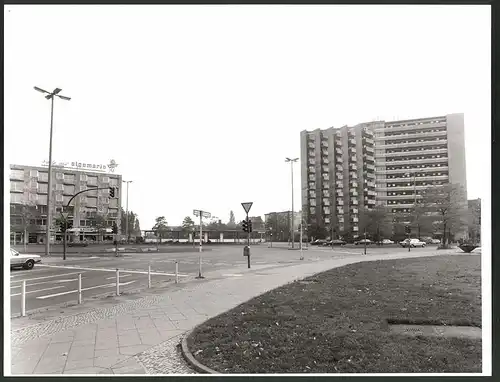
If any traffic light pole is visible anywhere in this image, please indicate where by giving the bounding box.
[247,214,251,269]
[63,225,67,260]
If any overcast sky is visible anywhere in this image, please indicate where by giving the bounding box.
[4,5,490,230]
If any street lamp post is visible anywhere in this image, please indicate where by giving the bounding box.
[123,180,133,242]
[285,157,299,249]
[34,86,71,256]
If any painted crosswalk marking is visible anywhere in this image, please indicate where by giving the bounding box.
[36,280,138,299]
[11,286,65,298]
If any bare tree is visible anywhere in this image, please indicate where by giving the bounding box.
[359,206,393,242]
[421,183,468,247]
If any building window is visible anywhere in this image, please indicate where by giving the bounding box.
[56,172,64,180]
[10,169,25,179]
[101,176,110,183]
[38,183,48,193]
[10,181,24,192]
[80,174,88,181]
[109,178,119,186]
[56,184,64,191]
[64,174,75,183]
[10,193,23,203]
[30,169,39,177]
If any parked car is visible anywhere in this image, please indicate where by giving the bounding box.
[376,239,394,245]
[399,238,426,248]
[10,248,42,270]
[429,239,441,244]
[355,239,373,245]
[331,239,347,246]
[311,239,327,246]
[68,241,88,247]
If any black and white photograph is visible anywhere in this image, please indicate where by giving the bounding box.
[4,4,491,376]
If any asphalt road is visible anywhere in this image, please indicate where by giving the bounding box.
[10,244,440,317]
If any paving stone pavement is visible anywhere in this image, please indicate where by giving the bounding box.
[9,250,452,375]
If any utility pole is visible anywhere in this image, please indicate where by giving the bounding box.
[285,157,298,249]
[34,86,71,256]
[193,209,210,278]
[123,180,133,242]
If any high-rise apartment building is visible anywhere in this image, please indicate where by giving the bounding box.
[10,163,122,244]
[300,114,467,239]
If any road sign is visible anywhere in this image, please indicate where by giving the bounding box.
[193,210,200,217]
[202,212,211,218]
[61,212,69,220]
[241,202,253,214]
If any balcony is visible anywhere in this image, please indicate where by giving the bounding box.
[375,148,448,158]
[351,217,359,223]
[373,121,446,134]
[365,163,375,170]
[309,175,315,181]
[364,146,374,153]
[364,154,375,162]
[363,137,374,145]
[377,157,448,166]
[353,226,359,231]
[337,192,344,197]
[321,140,328,148]
[349,164,357,171]
[366,181,376,187]
[374,129,447,142]
[350,182,358,188]
[335,172,343,179]
[322,158,329,164]
[367,199,376,205]
[350,199,359,205]
[322,176,330,181]
[308,150,316,157]
[322,150,329,156]
[308,167,316,173]
[376,166,449,175]
[308,159,315,165]
[384,174,449,183]
[336,148,343,155]
[377,139,448,150]
[350,156,356,162]
[366,172,376,178]
[308,142,315,149]
[367,190,376,196]
[336,165,343,171]
[349,172,358,179]
[352,208,359,214]
[336,155,344,163]
[337,208,344,214]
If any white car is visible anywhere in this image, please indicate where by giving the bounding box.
[10,248,42,270]
[399,239,426,248]
[381,239,394,244]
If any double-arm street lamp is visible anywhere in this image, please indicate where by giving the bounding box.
[34,86,71,256]
[123,180,133,242]
[285,157,299,249]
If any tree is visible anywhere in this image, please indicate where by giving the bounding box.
[152,216,168,244]
[11,201,36,250]
[94,214,108,244]
[467,200,481,244]
[228,210,236,228]
[181,216,195,239]
[421,183,468,247]
[359,206,393,242]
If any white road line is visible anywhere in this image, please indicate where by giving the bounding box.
[11,286,65,298]
[36,280,138,299]
[222,274,243,277]
[10,271,86,283]
[37,264,189,277]
[106,274,132,280]
[10,278,83,288]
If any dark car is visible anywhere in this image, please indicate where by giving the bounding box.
[68,241,88,247]
[330,239,347,246]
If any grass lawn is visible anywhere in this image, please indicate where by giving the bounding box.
[188,255,481,373]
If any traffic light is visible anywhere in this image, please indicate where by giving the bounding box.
[405,225,411,234]
[59,219,66,232]
[112,222,118,234]
[248,219,253,233]
[67,221,73,230]
[109,187,115,198]
[242,219,248,232]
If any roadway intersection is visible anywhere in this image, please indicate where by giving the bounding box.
[9,244,440,317]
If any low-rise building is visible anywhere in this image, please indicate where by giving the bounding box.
[9,161,122,244]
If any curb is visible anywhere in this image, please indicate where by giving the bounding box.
[180,329,219,374]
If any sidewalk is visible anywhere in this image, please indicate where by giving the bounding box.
[9,250,458,375]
